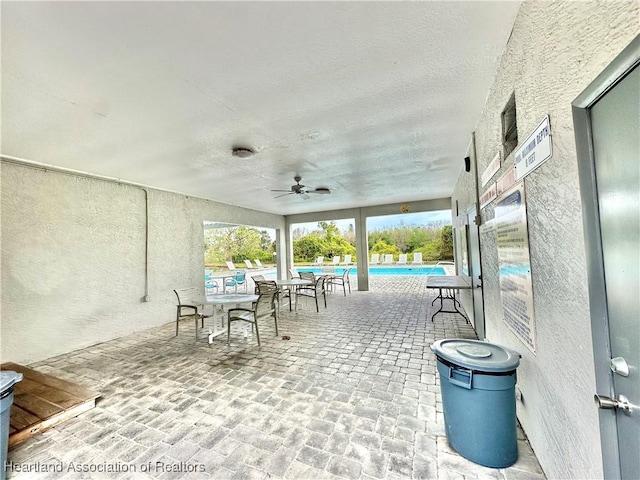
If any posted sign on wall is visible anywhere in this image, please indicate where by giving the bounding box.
[495,183,536,353]
[514,115,552,180]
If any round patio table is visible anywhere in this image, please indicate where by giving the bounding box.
[186,293,259,342]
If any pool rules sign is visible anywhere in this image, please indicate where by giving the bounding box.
[495,183,537,353]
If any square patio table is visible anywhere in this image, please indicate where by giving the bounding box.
[276,278,312,311]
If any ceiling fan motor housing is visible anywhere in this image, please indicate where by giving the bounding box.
[272,176,330,198]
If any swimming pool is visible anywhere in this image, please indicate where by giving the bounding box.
[297,266,446,276]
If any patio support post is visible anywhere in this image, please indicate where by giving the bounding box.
[275,227,287,280]
[283,218,294,275]
[355,208,369,291]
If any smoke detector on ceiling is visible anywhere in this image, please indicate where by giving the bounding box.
[232,147,254,158]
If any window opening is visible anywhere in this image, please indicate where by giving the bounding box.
[502,92,518,158]
[203,222,277,289]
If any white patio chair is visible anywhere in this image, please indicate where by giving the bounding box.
[397,254,408,265]
[226,261,237,271]
[341,254,352,265]
[312,256,324,266]
[412,252,423,265]
[332,256,341,266]
[382,254,394,265]
[244,259,257,269]
[370,253,380,265]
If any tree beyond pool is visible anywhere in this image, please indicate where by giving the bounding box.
[205,221,453,267]
[292,221,453,263]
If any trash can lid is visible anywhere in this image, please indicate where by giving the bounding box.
[431,339,520,372]
[0,371,23,393]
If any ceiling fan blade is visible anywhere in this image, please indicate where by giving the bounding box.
[272,176,328,199]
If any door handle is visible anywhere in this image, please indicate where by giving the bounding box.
[610,357,629,377]
[594,394,634,416]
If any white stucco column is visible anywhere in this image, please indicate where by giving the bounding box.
[283,218,294,276]
[275,227,286,279]
[355,208,369,291]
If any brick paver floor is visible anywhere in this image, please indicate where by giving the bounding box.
[7,276,545,479]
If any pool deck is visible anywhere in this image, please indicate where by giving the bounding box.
[295,264,454,276]
[8,276,544,479]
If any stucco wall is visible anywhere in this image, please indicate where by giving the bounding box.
[451,140,478,325]
[1,161,285,364]
[451,2,639,478]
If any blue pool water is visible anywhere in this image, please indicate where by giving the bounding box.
[298,266,446,276]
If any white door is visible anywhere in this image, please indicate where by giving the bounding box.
[577,52,639,478]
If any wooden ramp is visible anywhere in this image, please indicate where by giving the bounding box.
[1,362,101,448]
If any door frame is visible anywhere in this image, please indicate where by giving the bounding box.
[572,35,639,480]
[466,205,485,340]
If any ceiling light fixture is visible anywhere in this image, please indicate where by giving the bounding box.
[232,147,254,158]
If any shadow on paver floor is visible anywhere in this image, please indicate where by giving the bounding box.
[8,276,545,480]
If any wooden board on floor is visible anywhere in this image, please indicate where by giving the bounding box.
[1,362,101,448]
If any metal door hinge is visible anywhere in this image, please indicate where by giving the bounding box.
[610,357,630,377]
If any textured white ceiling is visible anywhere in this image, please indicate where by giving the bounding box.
[2,1,520,215]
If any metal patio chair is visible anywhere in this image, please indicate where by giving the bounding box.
[329,267,352,296]
[296,275,328,313]
[173,287,214,339]
[227,291,278,346]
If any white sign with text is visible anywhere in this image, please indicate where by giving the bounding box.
[481,152,501,187]
[495,183,537,353]
[496,165,516,196]
[514,115,552,180]
[480,183,497,209]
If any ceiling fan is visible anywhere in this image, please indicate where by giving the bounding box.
[271,176,331,200]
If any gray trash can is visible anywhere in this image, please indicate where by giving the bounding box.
[431,339,520,468]
[1,371,23,480]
